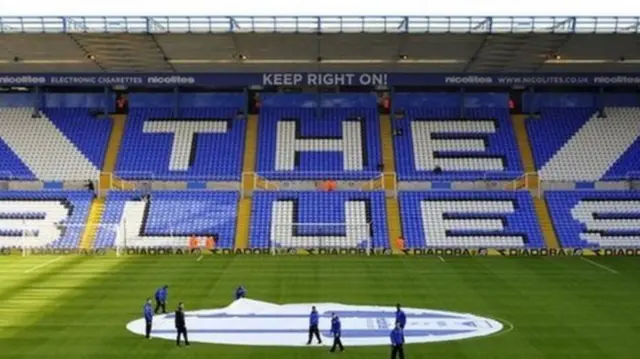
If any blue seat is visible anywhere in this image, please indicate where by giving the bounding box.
[249,191,389,249]
[399,191,544,248]
[527,107,640,181]
[115,108,245,181]
[394,108,523,181]
[95,191,239,249]
[545,191,640,248]
[0,191,93,248]
[256,108,382,180]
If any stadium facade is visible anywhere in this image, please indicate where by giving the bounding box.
[0,15,639,256]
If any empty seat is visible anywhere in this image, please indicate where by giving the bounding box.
[394,108,523,181]
[94,191,239,249]
[0,191,93,248]
[249,191,388,249]
[545,191,640,248]
[256,108,382,180]
[399,191,544,248]
[528,107,640,181]
[115,108,246,181]
[0,108,107,181]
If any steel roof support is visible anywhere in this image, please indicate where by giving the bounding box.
[149,34,176,72]
[472,17,493,32]
[67,33,107,72]
[531,33,574,72]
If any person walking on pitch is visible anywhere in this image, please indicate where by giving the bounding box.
[395,303,406,342]
[235,285,246,300]
[395,304,406,329]
[390,323,405,359]
[174,302,190,347]
[329,313,344,352]
[143,298,153,339]
[306,306,322,345]
[154,285,168,314]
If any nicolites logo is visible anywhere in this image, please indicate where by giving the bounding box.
[147,76,196,84]
[444,76,493,84]
[0,75,46,84]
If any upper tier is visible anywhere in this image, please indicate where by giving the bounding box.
[1,92,639,182]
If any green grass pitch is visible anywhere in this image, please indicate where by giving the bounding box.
[1,255,639,359]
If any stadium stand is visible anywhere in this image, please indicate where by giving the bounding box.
[399,191,545,248]
[44,108,112,172]
[545,191,640,248]
[0,107,106,181]
[392,93,523,181]
[1,14,640,255]
[1,89,640,252]
[256,94,382,180]
[115,93,246,181]
[248,191,388,249]
[93,191,239,249]
[0,191,93,248]
[528,107,640,181]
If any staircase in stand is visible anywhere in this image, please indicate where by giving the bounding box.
[511,114,559,249]
[79,198,105,249]
[379,114,402,251]
[235,115,259,250]
[100,114,134,193]
[511,114,539,190]
[533,197,560,249]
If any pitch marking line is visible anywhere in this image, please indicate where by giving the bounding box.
[438,256,446,263]
[196,255,203,262]
[580,257,619,274]
[24,256,63,274]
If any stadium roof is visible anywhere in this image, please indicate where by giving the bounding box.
[1,16,640,73]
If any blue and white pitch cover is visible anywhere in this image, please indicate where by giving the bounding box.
[126,299,504,346]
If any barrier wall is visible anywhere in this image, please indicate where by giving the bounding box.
[2,92,638,112]
[523,93,640,112]
[393,93,509,109]
[260,93,378,108]
[128,93,246,109]
[0,93,115,110]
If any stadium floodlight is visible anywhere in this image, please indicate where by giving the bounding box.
[269,222,372,255]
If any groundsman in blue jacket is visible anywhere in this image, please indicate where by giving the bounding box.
[395,304,406,329]
[329,313,344,352]
[154,285,168,314]
[144,298,153,339]
[390,323,405,359]
[306,306,322,345]
[235,286,246,300]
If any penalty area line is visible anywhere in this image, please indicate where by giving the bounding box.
[24,256,63,274]
[196,255,203,262]
[438,256,446,263]
[579,257,619,274]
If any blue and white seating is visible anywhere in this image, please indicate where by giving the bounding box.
[94,191,239,249]
[527,107,640,181]
[393,108,523,181]
[249,191,389,249]
[0,108,110,181]
[115,108,246,181]
[399,191,544,248]
[256,108,382,180]
[0,191,93,248]
[545,191,640,248]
